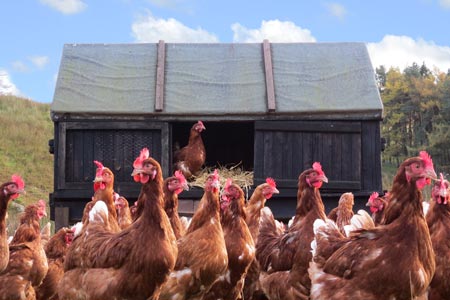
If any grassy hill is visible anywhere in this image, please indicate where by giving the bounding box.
[0,95,53,220]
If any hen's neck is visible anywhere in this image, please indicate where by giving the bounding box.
[187,189,220,233]
[247,187,265,209]
[188,129,201,144]
[0,192,12,221]
[94,186,117,218]
[295,187,326,220]
[163,186,178,217]
[139,179,165,225]
[383,175,424,225]
[426,201,450,228]
[224,196,246,226]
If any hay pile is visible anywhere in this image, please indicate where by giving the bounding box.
[189,163,254,195]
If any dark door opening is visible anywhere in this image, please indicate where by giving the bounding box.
[171,121,255,173]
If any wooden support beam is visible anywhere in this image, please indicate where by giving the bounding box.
[263,39,276,112]
[155,40,166,112]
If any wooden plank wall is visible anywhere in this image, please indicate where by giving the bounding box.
[254,120,364,191]
[55,121,169,194]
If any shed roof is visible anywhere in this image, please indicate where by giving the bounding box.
[51,42,383,118]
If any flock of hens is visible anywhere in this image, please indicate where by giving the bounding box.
[1,120,450,300]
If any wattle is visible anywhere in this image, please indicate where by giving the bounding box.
[416,177,429,190]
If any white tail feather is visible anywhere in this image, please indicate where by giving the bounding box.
[344,209,374,237]
[310,239,317,257]
[89,200,109,224]
[422,201,430,216]
[313,218,327,235]
[71,222,83,238]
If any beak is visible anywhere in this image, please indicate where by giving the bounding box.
[183,182,190,191]
[273,187,280,194]
[131,168,142,177]
[93,176,103,183]
[366,201,371,206]
[426,168,438,181]
[319,175,329,183]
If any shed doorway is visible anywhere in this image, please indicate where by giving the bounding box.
[171,121,255,174]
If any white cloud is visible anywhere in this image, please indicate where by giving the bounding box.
[0,70,21,96]
[324,2,347,20]
[231,20,316,43]
[147,0,182,9]
[131,12,219,42]
[439,0,450,9]
[28,56,50,69]
[12,61,29,73]
[40,0,87,14]
[367,35,450,72]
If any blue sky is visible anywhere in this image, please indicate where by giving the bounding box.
[1,0,450,103]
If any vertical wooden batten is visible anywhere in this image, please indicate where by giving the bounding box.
[263,39,276,112]
[155,40,166,112]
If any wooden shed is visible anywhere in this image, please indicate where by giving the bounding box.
[49,41,384,229]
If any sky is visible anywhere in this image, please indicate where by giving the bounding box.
[1,0,450,103]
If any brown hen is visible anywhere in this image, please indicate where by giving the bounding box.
[203,178,255,300]
[0,175,25,272]
[173,120,206,179]
[59,148,177,300]
[426,173,450,300]
[160,169,227,300]
[310,151,437,300]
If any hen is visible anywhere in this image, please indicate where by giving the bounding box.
[426,173,450,300]
[309,151,437,300]
[0,174,25,272]
[114,193,132,230]
[36,227,74,300]
[59,148,177,300]
[0,199,48,300]
[173,120,206,179]
[256,162,328,300]
[366,191,388,225]
[327,192,355,235]
[203,178,255,300]
[159,169,228,300]
[163,170,189,239]
[90,160,121,232]
[242,178,279,300]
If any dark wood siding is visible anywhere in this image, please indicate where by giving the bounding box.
[254,120,362,191]
[54,121,169,197]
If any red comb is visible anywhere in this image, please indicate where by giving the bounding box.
[212,169,219,181]
[133,148,150,168]
[419,151,433,169]
[38,199,46,208]
[266,177,276,188]
[369,191,379,201]
[11,174,25,190]
[174,170,187,184]
[312,162,324,175]
[93,160,104,177]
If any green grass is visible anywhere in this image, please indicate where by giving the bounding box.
[0,95,53,231]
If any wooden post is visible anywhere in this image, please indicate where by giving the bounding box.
[55,206,70,230]
[155,40,166,112]
[263,39,276,112]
